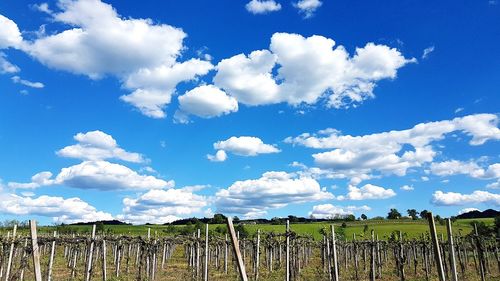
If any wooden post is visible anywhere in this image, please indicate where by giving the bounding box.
[224,234,228,274]
[47,231,57,281]
[85,224,96,281]
[197,228,200,278]
[446,219,458,281]
[427,212,446,281]
[226,217,248,281]
[286,220,290,281]
[102,240,107,281]
[4,225,16,281]
[331,225,339,281]
[370,230,375,281]
[204,224,209,281]
[474,224,486,281]
[255,230,260,281]
[20,238,28,281]
[30,220,43,281]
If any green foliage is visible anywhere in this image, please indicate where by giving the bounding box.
[211,213,226,224]
[387,208,402,220]
[407,209,418,220]
[234,224,248,238]
[420,210,429,219]
[361,214,368,220]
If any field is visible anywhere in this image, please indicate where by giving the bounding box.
[18,217,495,241]
[0,218,497,281]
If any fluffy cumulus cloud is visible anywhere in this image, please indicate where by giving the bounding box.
[432,190,500,206]
[5,0,212,118]
[213,33,414,108]
[245,0,282,14]
[57,130,145,163]
[308,204,371,219]
[430,160,500,186]
[337,184,396,200]
[177,85,238,120]
[0,15,23,49]
[118,188,208,224]
[9,161,174,191]
[209,136,280,161]
[9,131,172,191]
[400,185,414,191]
[286,114,500,182]
[207,150,228,162]
[293,0,323,18]
[215,171,333,218]
[0,192,113,224]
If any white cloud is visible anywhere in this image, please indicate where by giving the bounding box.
[11,76,45,88]
[0,53,20,73]
[9,160,174,191]
[432,190,500,206]
[286,114,500,180]
[207,150,228,162]
[421,176,429,181]
[8,171,54,189]
[177,85,238,119]
[293,0,322,18]
[57,130,145,163]
[430,161,500,188]
[400,185,414,191]
[215,171,333,218]
[422,46,435,59]
[0,15,23,49]
[213,136,280,157]
[16,0,212,118]
[308,204,371,219]
[458,208,480,215]
[0,192,113,224]
[214,33,414,109]
[245,0,282,14]
[337,184,396,200]
[118,188,208,224]
[455,107,464,114]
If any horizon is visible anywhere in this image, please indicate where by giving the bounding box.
[1,0,499,226]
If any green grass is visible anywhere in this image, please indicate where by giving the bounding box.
[4,218,491,241]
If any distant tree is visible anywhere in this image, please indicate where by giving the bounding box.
[420,210,430,219]
[96,222,105,233]
[232,216,240,224]
[211,213,226,224]
[341,222,347,228]
[235,224,248,238]
[387,208,402,220]
[361,214,368,220]
[363,224,369,233]
[345,214,356,221]
[288,215,299,223]
[407,209,418,220]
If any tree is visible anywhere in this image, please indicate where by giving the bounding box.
[387,208,402,220]
[407,209,418,220]
[211,213,226,224]
[232,216,240,224]
[345,214,356,221]
[420,210,429,219]
[361,214,368,220]
[96,222,105,233]
[363,224,369,233]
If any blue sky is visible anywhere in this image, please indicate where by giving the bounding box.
[0,0,499,225]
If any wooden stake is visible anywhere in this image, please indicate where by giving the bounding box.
[427,212,446,281]
[331,225,339,281]
[204,224,209,281]
[286,220,290,281]
[47,231,57,281]
[102,240,107,281]
[30,220,43,281]
[255,230,260,281]
[85,224,96,281]
[226,217,248,281]
[446,219,458,281]
[4,225,16,281]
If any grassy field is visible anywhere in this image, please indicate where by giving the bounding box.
[3,217,492,241]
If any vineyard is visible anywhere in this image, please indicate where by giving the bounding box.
[0,214,498,281]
